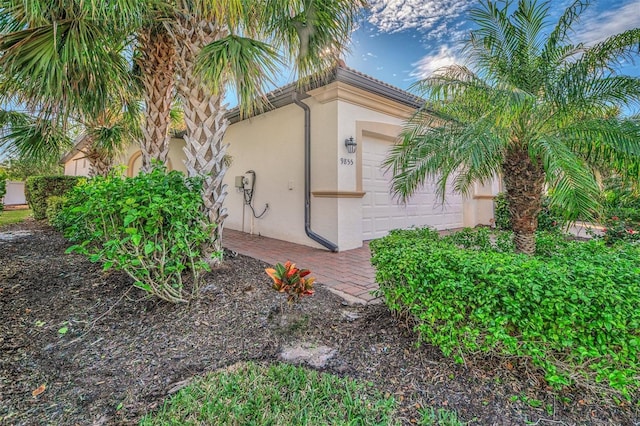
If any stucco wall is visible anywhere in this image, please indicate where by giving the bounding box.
[121,138,187,176]
[63,138,187,177]
[64,152,91,176]
[223,99,337,249]
[221,92,420,251]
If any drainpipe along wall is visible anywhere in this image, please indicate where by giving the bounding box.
[292,93,339,252]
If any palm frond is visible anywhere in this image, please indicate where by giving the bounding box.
[541,0,589,59]
[0,115,72,162]
[260,0,365,81]
[532,135,600,221]
[195,34,283,118]
[0,17,132,121]
[582,28,640,71]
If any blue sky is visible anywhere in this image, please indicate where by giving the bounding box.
[345,0,640,97]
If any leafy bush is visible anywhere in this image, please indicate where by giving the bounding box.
[45,195,67,226]
[493,193,510,230]
[443,226,514,253]
[494,192,561,232]
[25,175,82,220]
[371,228,640,399]
[59,166,211,303]
[596,178,640,244]
[265,261,315,304]
[599,216,640,244]
[0,169,6,211]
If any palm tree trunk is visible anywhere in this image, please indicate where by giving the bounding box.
[80,136,112,177]
[137,25,177,171]
[502,146,545,255]
[86,149,113,177]
[175,19,230,266]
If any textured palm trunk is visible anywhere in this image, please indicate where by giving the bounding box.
[86,149,114,177]
[502,145,545,255]
[175,18,229,266]
[137,26,177,171]
[80,136,113,177]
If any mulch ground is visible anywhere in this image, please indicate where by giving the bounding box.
[1,220,638,425]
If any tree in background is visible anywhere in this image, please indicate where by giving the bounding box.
[384,0,640,254]
[0,156,62,180]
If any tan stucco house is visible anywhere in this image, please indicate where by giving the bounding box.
[62,65,500,251]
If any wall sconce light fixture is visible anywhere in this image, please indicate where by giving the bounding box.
[344,137,357,154]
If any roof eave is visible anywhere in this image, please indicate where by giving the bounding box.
[226,66,423,124]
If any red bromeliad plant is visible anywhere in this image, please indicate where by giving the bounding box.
[265,261,315,304]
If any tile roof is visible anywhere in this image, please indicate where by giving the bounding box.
[226,63,423,123]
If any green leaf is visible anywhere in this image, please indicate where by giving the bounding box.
[144,241,154,255]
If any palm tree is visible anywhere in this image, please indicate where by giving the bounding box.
[0,1,175,172]
[0,0,365,262]
[0,99,141,177]
[0,110,72,168]
[74,101,143,177]
[384,0,640,254]
[136,22,178,171]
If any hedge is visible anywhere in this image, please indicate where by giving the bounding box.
[0,170,6,211]
[25,176,82,220]
[371,228,640,399]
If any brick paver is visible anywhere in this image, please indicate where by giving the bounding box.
[223,229,379,305]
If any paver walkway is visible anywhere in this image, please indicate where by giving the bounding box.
[223,229,379,304]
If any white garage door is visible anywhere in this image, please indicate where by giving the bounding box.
[362,135,464,240]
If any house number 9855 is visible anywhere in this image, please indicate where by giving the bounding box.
[340,158,354,166]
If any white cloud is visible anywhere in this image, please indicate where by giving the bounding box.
[367,0,475,38]
[410,45,461,80]
[574,1,640,45]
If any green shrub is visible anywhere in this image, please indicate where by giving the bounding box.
[443,226,514,253]
[45,195,67,226]
[371,228,640,399]
[60,165,211,303]
[596,177,640,244]
[0,170,6,211]
[25,175,82,220]
[494,192,561,232]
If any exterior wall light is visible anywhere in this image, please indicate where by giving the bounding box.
[344,137,357,154]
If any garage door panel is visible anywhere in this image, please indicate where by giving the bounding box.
[362,135,463,240]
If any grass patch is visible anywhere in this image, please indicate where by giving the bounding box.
[418,407,466,425]
[140,362,398,425]
[0,209,31,227]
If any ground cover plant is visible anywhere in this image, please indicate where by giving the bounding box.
[3,220,638,424]
[140,361,398,425]
[55,166,211,303]
[371,227,640,401]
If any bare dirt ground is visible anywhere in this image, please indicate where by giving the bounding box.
[1,220,638,425]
